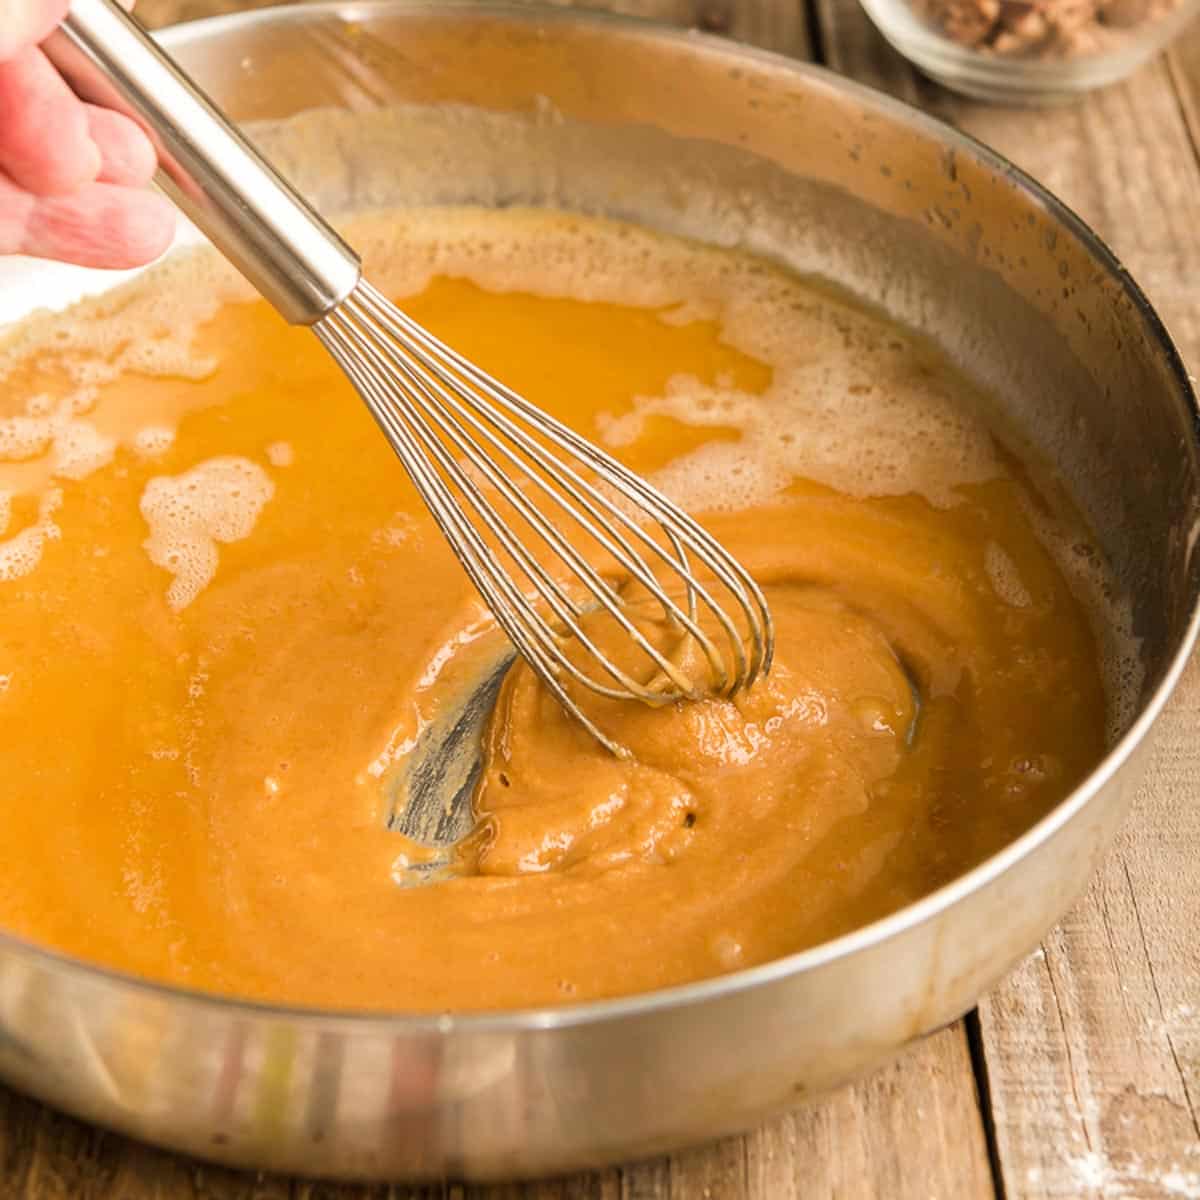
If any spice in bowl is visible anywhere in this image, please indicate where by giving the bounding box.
[858,0,1200,100]
[918,0,1185,57]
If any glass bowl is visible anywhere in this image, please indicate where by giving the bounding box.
[857,0,1200,102]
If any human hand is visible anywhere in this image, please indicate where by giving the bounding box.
[0,0,175,268]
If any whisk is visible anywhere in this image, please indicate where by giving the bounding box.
[48,0,774,753]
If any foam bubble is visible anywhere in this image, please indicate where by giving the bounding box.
[985,542,1033,609]
[140,457,274,610]
[338,208,1136,738]
[347,208,998,509]
[0,488,61,582]
[0,411,116,480]
[49,420,116,481]
[371,513,418,550]
[133,427,176,457]
[121,338,218,381]
[647,439,792,516]
[0,207,997,523]
[0,243,245,390]
[0,204,1137,736]
[0,416,54,462]
[0,244,247,518]
[265,441,294,468]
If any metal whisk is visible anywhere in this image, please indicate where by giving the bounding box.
[49,0,774,752]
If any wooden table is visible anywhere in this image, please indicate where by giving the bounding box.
[6,1,1200,1196]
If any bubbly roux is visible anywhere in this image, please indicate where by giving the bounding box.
[0,209,1105,1010]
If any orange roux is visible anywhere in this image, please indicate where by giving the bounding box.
[0,210,1105,1010]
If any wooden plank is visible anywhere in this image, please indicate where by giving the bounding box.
[0,1025,992,1198]
[977,649,1200,1198]
[1166,25,1200,155]
[762,1025,994,1199]
[674,0,813,55]
[812,1,1200,1196]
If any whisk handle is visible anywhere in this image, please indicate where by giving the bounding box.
[45,0,361,325]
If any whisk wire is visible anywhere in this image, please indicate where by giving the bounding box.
[316,280,775,752]
[352,283,756,687]
[49,0,773,761]
[354,284,773,682]
[379,377,705,702]
[343,292,732,693]
[317,318,626,753]
[324,301,706,703]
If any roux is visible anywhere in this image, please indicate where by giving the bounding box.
[0,209,1106,1011]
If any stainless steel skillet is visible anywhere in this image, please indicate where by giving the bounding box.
[0,1,1195,1181]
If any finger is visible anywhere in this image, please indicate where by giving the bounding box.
[0,46,100,194]
[86,105,157,186]
[0,173,176,268]
[0,0,70,61]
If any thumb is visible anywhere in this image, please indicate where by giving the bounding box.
[0,1,71,61]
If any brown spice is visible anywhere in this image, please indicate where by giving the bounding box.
[910,0,1183,57]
